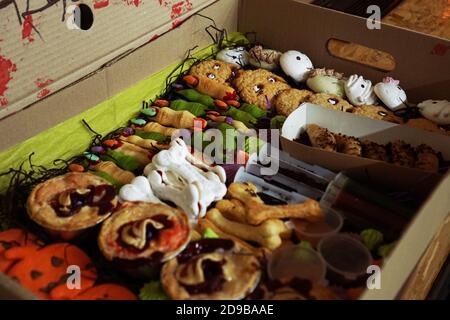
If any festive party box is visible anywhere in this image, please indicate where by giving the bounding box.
[0,0,449,300]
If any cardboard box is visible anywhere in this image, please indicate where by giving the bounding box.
[0,0,449,300]
[281,103,450,176]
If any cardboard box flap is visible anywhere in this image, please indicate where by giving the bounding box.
[0,0,217,120]
[239,0,450,103]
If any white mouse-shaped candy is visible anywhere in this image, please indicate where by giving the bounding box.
[345,75,378,106]
[418,99,450,125]
[280,50,314,83]
[216,47,249,67]
[374,77,407,111]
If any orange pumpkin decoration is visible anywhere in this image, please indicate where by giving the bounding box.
[5,243,97,300]
[73,284,137,300]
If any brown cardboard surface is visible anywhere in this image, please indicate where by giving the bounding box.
[239,0,450,103]
[0,0,239,152]
[0,0,217,119]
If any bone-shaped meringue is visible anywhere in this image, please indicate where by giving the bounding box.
[119,176,162,203]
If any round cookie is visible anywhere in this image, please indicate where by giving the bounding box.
[189,59,239,85]
[349,104,403,123]
[233,69,291,110]
[309,93,353,112]
[274,88,314,116]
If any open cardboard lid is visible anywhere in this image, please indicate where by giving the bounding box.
[0,0,216,120]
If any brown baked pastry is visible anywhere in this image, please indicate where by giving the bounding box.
[415,144,440,172]
[274,88,314,116]
[27,172,118,240]
[350,104,403,123]
[98,202,190,264]
[161,238,261,300]
[405,118,446,135]
[90,161,135,186]
[305,124,336,152]
[335,134,362,157]
[361,141,389,162]
[309,93,353,112]
[388,141,415,168]
[233,69,291,110]
[189,59,239,85]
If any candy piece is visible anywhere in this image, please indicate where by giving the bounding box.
[345,75,378,106]
[240,103,268,119]
[91,146,106,154]
[68,163,85,172]
[216,47,249,67]
[214,99,229,110]
[131,118,147,126]
[202,228,219,239]
[141,108,158,117]
[226,100,240,108]
[103,139,119,148]
[83,152,100,162]
[280,50,314,83]
[418,99,450,125]
[177,89,215,108]
[374,77,407,111]
[360,229,384,251]
[122,127,134,137]
[306,68,345,97]
[183,75,238,101]
[169,100,208,117]
[154,99,170,108]
[74,284,137,300]
[248,45,282,70]
[139,281,169,300]
[91,161,135,186]
[6,243,97,300]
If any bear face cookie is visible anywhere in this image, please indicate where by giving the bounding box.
[274,88,314,116]
[280,50,314,83]
[345,75,378,106]
[374,77,407,111]
[306,68,345,97]
[189,59,239,85]
[309,93,353,112]
[349,105,402,123]
[233,69,291,110]
[418,99,450,125]
[216,47,250,67]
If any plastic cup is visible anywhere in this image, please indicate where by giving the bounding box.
[267,243,327,285]
[318,234,372,286]
[291,209,343,247]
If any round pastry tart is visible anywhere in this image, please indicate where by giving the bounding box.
[27,172,118,239]
[161,238,261,300]
[98,202,190,264]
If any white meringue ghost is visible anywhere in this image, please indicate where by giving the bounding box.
[418,99,450,125]
[119,176,162,203]
[216,47,249,67]
[280,50,314,83]
[345,75,378,106]
[374,77,407,111]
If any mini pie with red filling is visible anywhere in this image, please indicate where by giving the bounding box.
[161,238,261,300]
[27,172,118,233]
[98,202,190,263]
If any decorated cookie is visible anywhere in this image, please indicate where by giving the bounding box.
[248,45,282,70]
[306,68,345,97]
[274,88,314,116]
[233,69,291,110]
[417,99,450,125]
[349,104,403,123]
[161,238,261,300]
[280,50,314,83]
[388,141,415,168]
[216,47,249,67]
[344,74,378,106]
[374,77,407,111]
[189,59,239,85]
[309,93,353,112]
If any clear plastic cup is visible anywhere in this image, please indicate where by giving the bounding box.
[267,243,327,285]
[291,209,343,247]
[318,234,372,286]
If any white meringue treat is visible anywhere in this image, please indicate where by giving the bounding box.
[280,50,314,83]
[374,77,407,111]
[345,74,378,106]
